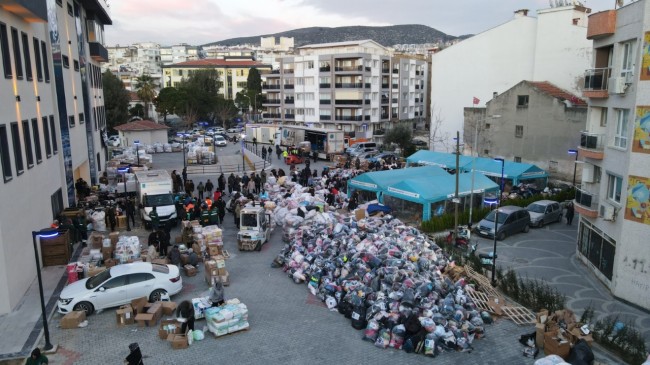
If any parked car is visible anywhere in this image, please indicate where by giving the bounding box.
[526,200,563,227]
[367,152,398,164]
[214,127,225,134]
[477,205,531,241]
[226,127,241,134]
[349,147,378,157]
[411,139,428,149]
[357,151,380,161]
[57,262,182,315]
[214,135,228,147]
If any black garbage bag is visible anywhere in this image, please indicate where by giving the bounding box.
[567,339,594,365]
[351,303,367,330]
[518,331,536,347]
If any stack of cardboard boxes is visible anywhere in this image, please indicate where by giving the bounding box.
[535,308,593,359]
[205,256,228,286]
[60,310,86,329]
[116,297,178,328]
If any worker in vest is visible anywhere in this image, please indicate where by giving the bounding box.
[205,197,213,210]
[209,204,220,226]
[149,206,160,231]
[185,201,195,221]
[200,205,211,227]
[282,149,288,160]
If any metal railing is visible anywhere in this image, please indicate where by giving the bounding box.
[584,67,611,91]
[575,188,599,210]
[335,115,363,121]
[335,99,363,105]
[580,131,605,150]
[334,65,363,72]
[334,83,363,88]
[262,84,281,90]
[319,83,331,88]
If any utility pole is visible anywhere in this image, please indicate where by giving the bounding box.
[454,130,460,240]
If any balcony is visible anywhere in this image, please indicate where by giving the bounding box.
[579,132,605,160]
[364,99,371,105]
[89,42,108,62]
[392,84,398,89]
[364,115,370,121]
[365,83,371,88]
[284,98,294,104]
[583,68,610,98]
[262,113,281,119]
[373,129,385,136]
[283,69,294,74]
[574,188,599,218]
[415,85,420,90]
[335,115,363,121]
[381,114,389,120]
[283,84,294,89]
[415,98,420,103]
[392,69,399,74]
[265,99,281,105]
[381,83,390,89]
[319,66,331,72]
[263,84,281,90]
[335,65,363,72]
[587,10,616,40]
[270,70,281,74]
[284,114,295,119]
[392,98,398,103]
[320,115,331,120]
[335,99,363,105]
[335,83,363,88]
[319,100,331,105]
[3,0,48,22]
[381,68,390,74]
[319,83,331,88]
[381,98,389,104]
[365,66,371,72]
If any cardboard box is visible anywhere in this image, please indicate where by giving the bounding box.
[89,232,104,249]
[60,310,86,329]
[87,266,106,278]
[535,323,546,348]
[131,297,148,315]
[104,258,118,268]
[101,246,113,260]
[152,258,170,265]
[117,215,127,228]
[116,305,135,326]
[207,244,220,256]
[135,313,156,327]
[108,232,119,247]
[184,264,197,277]
[568,328,594,347]
[544,331,570,359]
[192,243,201,254]
[536,309,549,324]
[161,301,177,316]
[175,236,183,244]
[159,319,182,340]
[180,253,189,265]
[145,302,163,323]
[487,296,503,316]
[217,267,227,276]
[214,256,225,268]
[168,332,189,349]
[354,208,365,221]
[220,271,230,286]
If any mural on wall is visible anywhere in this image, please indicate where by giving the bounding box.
[624,175,650,225]
[642,31,650,81]
[632,106,650,153]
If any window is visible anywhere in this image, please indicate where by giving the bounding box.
[41,41,50,82]
[485,123,491,129]
[620,40,636,80]
[484,149,489,155]
[56,0,62,6]
[515,125,524,138]
[10,27,22,79]
[67,2,73,16]
[614,109,629,149]
[21,33,32,81]
[79,112,84,124]
[306,61,314,69]
[10,122,23,175]
[517,95,529,107]
[514,156,522,163]
[102,275,127,290]
[22,120,33,168]
[42,116,51,157]
[32,118,42,162]
[68,115,75,128]
[33,37,43,77]
[599,107,607,127]
[0,23,11,78]
[127,273,155,284]
[73,59,79,71]
[51,188,63,219]
[607,174,623,203]
[96,152,101,171]
[62,55,69,68]
[49,115,58,154]
[0,125,11,182]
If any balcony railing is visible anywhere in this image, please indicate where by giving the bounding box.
[364,115,370,121]
[271,70,280,74]
[283,84,294,89]
[262,113,281,118]
[335,65,363,72]
[319,66,331,72]
[263,85,281,90]
[574,188,599,218]
[381,114,389,120]
[320,115,331,120]
[381,98,389,104]
[392,84,398,89]
[579,131,605,159]
[284,114,295,119]
[335,83,363,88]
[89,42,108,62]
[319,100,331,105]
[415,85,420,89]
[392,69,399,74]
[365,83,371,88]
[335,99,363,105]
[381,68,390,73]
[335,115,363,121]
[583,68,610,98]
[284,98,294,104]
[415,98,420,103]
[265,99,281,104]
[392,98,398,103]
[319,83,331,88]
[283,69,294,74]
[364,99,371,105]
[381,83,390,89]
[373,129,385,136]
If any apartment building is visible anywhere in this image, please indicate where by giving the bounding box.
[162,58,271,100]
[0,0,111,314]
[261,40,427,141]
[160,43,200,65]
[104,42,162,90]
[430,5,593,151]
[575,0,650,310]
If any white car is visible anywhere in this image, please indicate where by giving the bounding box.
[107,135,120,147]
[226,128,241,133]
[214,135,228,147]
[214,127,225,134]
[57,262,182,315]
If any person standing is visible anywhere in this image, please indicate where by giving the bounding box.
[189,180,195,197]
[267,146,273,162]
[205,179,214,198]
[125,198,136,227]
[184,179,192,196]
[216,196,226,225]
[234,202,241,228]
[565,202,575,225]
[276,145,282,160]
[209,204,220,226]
[181,167,188,185]
[107,204,117,232]
[247,177,256,195]
[218,173,226,193]
[260,169,267,189]
[26,348,48,365]
[254,173,261,194]
[197,181,205,200]
[149,206,160,231]
[227,173,235,195]
[261,146,267,161]
[73,212,88,245]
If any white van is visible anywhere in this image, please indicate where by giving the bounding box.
[346,142,378,155]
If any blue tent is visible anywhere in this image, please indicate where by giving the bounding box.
[406,150,474,170]
[469,158,548,185]
[348,166,448,194]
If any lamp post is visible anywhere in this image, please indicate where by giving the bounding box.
[240,133,247,173]
[31,229,58,351]
[134,142,140,166]
[568,149,578,187]
[490,157,505,287]
[454,131,460,240]
[468,114,500,225]
[118,167,131,231]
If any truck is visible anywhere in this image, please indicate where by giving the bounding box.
[244,124,281,145]
[237,202,273,251]
[135,170,178,229]
[280,125,347,161]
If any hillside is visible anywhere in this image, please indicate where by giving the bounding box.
[204,24,465,48]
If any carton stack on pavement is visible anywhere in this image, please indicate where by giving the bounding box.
[204,299,249,337]
[535,308,593,360]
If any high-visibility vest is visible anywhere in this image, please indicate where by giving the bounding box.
[282,151,288,158]
[205,198,213,210]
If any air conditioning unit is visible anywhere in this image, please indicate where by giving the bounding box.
[624,71,635,84]
[599,204,616,221]
[608,77,627,94]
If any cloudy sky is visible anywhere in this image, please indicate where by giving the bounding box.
[105,0,615,46]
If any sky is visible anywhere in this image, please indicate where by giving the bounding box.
[104,0,616,46]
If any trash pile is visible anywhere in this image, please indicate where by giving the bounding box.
[114,235,142,263]
[267,178,491,357]
[204,299,249,337]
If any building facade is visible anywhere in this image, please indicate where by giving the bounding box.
[574,0,650,310]
[466,81,587,182]
[162,59,271,100]
[159,43,200,65]
[430,5,593,151]
[0,0,111,314]
[104,42,162,90]
[261,40,427,142]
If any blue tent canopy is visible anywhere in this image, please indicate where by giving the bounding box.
[384,172,499,204]
[348,165,448,193]
[469,158,548,185]
[406,150,474,170]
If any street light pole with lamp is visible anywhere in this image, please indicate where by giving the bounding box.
[490,157,505,287]
[468,114,501,224]
[568,149,578,187]
[117,167,131,232]
[240,133,247,173]
[31,229,58,352]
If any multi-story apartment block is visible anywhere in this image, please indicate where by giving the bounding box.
[162,59,271,100]
[160,43,200,65]
[104,42,162,90]
[574,0,650,310]
[261,40,427,142]
[430,5,593,151]
[0,0,111,314]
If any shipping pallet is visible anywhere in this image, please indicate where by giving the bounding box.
[466,290,503,315]
[464,266,500,298]
[212,327,249,339]
[501,306,535,325]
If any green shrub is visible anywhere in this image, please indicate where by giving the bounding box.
[592,316,647,365]
[496,269,565,312]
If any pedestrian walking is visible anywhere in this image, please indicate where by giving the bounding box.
[261,146,267,161]
[276,145,282,160]
[149,206,160,231]
[189,180,195,196]
[197,181,205,200]
[106,204,117,232]
[125,198,136,227]
[181,167,188,185]
[267,146,273,162]
[216,197,226,225]
[205,179,214,197]
[565,202,575,225]
[218,173,226,193]
[227,173,235,195]
[234,202,241,228]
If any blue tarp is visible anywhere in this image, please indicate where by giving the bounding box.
[348,166,448,193]
[384,172,499,204]
[406,150,474,170]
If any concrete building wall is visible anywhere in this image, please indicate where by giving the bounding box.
[119,130,167,147]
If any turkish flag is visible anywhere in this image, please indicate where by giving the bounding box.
[472,97,480,105]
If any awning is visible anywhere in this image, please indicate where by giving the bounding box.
[406,150,474,170]
[384,171,499,204]
[348,165,448,193]
[469,158,548,183]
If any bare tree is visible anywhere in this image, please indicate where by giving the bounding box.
[462,107,493,157]
[429,104,450,152]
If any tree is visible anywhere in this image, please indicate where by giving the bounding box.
[135,74,156,120]
[429,104,450,152]
[234,90,250,114]
[246,68,262,116]
[102,70,130,133]
[384,123,413,157]
[154,87,181,123]
[176,69,221,129]
[213,97,238,128]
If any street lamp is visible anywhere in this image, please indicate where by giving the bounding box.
[31,228,58,351]
[118,167,131,231]
[568,149,578,187]
[240,133,247,173]
[483,197,499,287]
[134,142,140,166]
[468,114,501,224]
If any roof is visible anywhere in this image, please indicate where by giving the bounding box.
[165,59,271,68]
[406,150,474,170]
[527,81,587,107]
[349,166,449,192]
[110,262,153,275]
[297,39,385,50]
[114,119,169,131]
[384,172,499,203]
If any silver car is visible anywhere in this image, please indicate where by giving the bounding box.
[526,200,563,227]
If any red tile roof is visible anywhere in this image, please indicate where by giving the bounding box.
[114,119,169,131]
[170,59,270,68]
[528,81,587,107]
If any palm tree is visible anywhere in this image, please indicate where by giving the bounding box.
[135,74,156,120]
